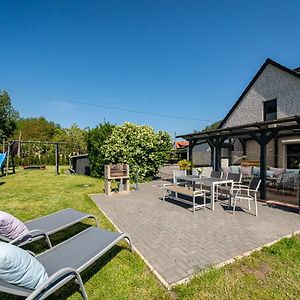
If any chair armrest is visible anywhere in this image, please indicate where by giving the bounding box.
[9,229,52,248]
[26,267,87,300]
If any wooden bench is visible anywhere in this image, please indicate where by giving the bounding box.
[163,184,206,213]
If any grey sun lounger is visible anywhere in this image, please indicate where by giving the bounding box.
[0,208,98,248]
[0,226,132,300]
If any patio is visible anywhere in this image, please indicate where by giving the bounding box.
[91,180,300,288]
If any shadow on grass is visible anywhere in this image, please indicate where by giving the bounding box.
[47,245,126,300]
[0,223,130,299]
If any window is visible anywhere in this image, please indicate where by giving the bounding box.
[287,144,300,169]
[264,99,277,121]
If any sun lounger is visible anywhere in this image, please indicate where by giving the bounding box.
[0,208,98,248]
[0,226,132,299]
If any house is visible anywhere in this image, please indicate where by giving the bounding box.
[184,58,300,169]
[219,58,300,169]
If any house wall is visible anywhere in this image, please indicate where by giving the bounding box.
[223,64,300,128]
[239,136,300,168]
[245,139,275,166]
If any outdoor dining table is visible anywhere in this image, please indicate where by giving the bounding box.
[175,174,233,210]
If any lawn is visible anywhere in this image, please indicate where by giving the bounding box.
[1,167,300,299]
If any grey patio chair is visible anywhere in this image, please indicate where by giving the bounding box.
[231,176,261,216]
[0,226,132,300]
[210,170,223,178]
[218,173,242,202]
[0,208,98,248]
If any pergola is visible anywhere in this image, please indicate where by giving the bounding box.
[177,115,300,200]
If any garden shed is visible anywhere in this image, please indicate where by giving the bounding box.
[69,154,90,175]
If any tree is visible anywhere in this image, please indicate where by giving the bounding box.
[201,120,221,132]
[0,90,19,139]
[86,122,115,177]
[54,124,87,156]
[100,122,172,181]
[13,117,59,141]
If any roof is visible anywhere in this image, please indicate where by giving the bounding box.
[293,67,300,74]
[218,58,300,128]
[177,115,300,141]
[69,154,89,159]
[175,141,189,149]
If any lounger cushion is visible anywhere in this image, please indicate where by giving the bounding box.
[0,211,29,240]
[0,242,48,289]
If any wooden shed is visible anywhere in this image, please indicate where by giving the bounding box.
[69,154,90,175]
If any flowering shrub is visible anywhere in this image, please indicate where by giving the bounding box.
[100,122,172,181]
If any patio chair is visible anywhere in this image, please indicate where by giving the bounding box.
[210,170,223,178]
[0,226,132,300]
[173,170,187,184]
[218,173,242,201]
[231,176,261,216]
[0,208,98,248]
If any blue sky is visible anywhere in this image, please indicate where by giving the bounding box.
[0,0,300,137]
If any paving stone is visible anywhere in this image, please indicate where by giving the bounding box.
[91,180,300,285]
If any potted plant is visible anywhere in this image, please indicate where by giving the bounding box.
[178,159,193,172]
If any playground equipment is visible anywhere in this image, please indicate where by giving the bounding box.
[1,140,66,176]
[0,153,6,174]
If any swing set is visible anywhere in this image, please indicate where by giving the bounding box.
[1,140,66,176]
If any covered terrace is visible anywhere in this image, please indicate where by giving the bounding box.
[177,115,300,210]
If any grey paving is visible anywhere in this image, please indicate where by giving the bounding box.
[91,181,300,286]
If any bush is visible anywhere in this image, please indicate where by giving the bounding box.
[100,122,172,181]
[86,122,115,177]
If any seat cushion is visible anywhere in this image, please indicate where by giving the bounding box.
[230,166,240,174]
[0,211,29,240]
[0,242,48,289]
[240,166,252,176]
[269,167,284,178]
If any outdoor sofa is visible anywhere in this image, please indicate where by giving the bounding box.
[221,165,299,193]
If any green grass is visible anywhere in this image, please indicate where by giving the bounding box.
[174,236,300,300]
[1,167,300,299]
[0,167,169,300]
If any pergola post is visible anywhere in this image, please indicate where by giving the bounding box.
[188,141,193,163]
[208,137,224,171]
[214,145,221,171]
[259,131,267,200]
[55,143,60,175]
